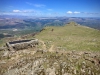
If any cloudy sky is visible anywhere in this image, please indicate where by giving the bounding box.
[0,0,100,17]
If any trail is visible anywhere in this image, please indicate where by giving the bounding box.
[39,40,55,52]
[39,40,46,50]
[49,45,54,52]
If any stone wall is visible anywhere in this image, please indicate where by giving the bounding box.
[6,39,38,51]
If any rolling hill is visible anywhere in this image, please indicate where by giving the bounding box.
[35,22,100,51]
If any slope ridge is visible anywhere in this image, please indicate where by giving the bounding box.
[35,22,100,51]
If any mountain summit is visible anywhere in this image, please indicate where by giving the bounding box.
[35,22,100,51]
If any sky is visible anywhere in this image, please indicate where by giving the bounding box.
[0,0,100,17]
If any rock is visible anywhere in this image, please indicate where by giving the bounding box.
[81,68,85,73]
[3,51,9,56]
[0,47,6,51]
[0,60,6,64]
[82,61,86,65]
[46,67,56,75]
[63,73,72,75]
[74,69,76,74]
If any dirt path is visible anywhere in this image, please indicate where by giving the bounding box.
[39,40,55,52]
[39,40,46,50]
[49,45,54,52]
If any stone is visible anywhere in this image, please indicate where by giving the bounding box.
[6,39,38,51]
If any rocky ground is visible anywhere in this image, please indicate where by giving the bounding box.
[0,48,100,75]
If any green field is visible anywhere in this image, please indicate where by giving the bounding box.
[35,22,100,51]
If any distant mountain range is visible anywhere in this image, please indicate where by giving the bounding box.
[0,15,100,30]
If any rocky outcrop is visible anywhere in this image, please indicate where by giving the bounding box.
[1,50,100,75]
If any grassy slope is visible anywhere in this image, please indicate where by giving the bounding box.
[35,22,100,51]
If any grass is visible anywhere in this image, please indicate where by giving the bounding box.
[35,22,100,51]
[0,39,5,47]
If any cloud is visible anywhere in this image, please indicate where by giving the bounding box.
[74,11,80,14]
[34,4,45,7]
[67,11,81,14]
[67,11,73,14]
[53,12,59,15]
[86,12,99,15]
[13,9,36,13]
[26,2,33,6]
[81,12,100,15]
[26,2,46,8]
[8,9,41,16]
[47,9,53,11]
[13,10,21,13]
